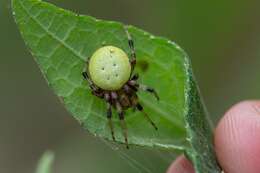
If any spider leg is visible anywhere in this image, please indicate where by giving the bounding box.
[115,101,129,149]
[130,73,139,81]
[82,72,95,89]
[106,102,116,141]
[138,84,159,101]
[104,93,116,141]
[136,103,158,130]
[127,80,159,101]
[124,26,136,73]
[127,75,138,92]
[82,60,99,92]
[83,71,104,98]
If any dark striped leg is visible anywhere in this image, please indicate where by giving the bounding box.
[131,73,139,81]
[124,26,136,71]
[82,71,104,98]
[127,80,159,101]
[136,103,158,130]
[82,72,93,87]
[82,69,98,91]
[116,101,129,149]
[104,93,115,141]
[127,74,139,92]
[139,84,159,101]
[106,102,115,141]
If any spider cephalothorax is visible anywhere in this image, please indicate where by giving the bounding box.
[82,27,159,148]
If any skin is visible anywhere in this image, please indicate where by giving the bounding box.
[167,100,260,173]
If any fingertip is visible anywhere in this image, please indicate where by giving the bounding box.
[215,101,260,173]
[167,155,195,173]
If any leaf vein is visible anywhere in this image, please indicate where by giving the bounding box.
[19,0,86,62]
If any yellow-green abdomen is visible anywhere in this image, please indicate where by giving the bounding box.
[88,46,131,90]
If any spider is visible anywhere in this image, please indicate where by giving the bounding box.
[82,26,159,148]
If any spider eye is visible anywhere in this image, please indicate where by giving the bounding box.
[88,46,131,90]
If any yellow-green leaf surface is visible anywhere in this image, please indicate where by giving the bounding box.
[12,0,222,172]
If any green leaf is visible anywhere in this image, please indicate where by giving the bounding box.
[35,151,55,173]
[12,0,222,172]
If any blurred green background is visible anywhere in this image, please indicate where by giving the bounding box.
[1,0,260,172]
